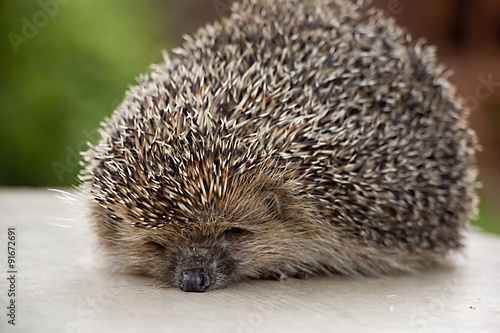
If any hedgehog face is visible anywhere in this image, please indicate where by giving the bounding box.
[154,189,294,291]
[89,167,306,292]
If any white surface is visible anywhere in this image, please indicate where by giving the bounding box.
[0,188,499,333]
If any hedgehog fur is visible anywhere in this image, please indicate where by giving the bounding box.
[80,0,479,292]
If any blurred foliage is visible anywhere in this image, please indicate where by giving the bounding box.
[476,199,500,235]
[0,0,172,186]
[0,0,498,235]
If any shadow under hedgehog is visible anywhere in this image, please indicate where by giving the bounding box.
[80,0,479,292]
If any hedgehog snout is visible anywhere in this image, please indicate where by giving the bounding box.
[178,268,210,292]
[174,240,239,291]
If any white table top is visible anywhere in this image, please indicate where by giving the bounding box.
[1,188,499,333]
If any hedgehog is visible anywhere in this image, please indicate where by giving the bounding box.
[80,0,479,292]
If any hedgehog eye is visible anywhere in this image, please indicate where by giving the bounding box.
[145,241,165,251]
[222,227,252,240]
[137,241,166,260]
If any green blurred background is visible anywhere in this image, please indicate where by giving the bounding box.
[0,0,499,234]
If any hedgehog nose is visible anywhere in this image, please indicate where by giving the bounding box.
[178,268,210,292]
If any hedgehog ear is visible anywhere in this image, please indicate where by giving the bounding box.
[263,191,282,219]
